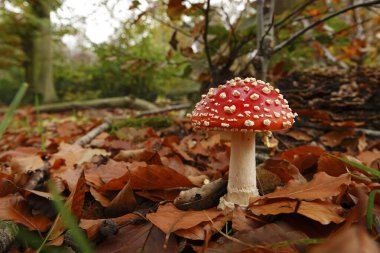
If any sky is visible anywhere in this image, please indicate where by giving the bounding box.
[51,0,143,47]
[50,0,245,48]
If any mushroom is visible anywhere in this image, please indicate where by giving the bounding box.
[190,77,297,209]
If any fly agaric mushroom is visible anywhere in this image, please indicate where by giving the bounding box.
[190,77,297,209]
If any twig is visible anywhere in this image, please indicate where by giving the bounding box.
[74,118,112,146]
[136,103,191,118]
[274,0,316,29]
[272,0,380,54]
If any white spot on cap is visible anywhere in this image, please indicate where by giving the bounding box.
[221,123,230,127]
[263,119,271,126]
[244,104,249,107]
[224,105,236,114]
[237,113,244,117]
[243,86,250,92]
[279,94,284,99]
[284,99,289,104]
[283,121,292,127]
[262,87,271,94]
[275,88,280,93]
[201,94,206,99]
[244,120,254,127]
[263,108,270,112]
[266,99,273,105]
[232,90,241,97]
[219,92,226,99]
[250,93,259,100]
[254,106,260,111]
[244,111,251,116]
[274,112,280,118]
[204,121,210,126]
[253,115,259,119]
[275,99,281,105]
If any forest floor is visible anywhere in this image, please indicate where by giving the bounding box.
[1,69,380,253]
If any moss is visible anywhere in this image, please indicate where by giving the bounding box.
[111,116,172,131]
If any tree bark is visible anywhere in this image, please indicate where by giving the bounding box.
[254,0,275,81]
[26,0,57,103]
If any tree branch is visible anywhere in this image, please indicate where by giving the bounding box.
[272,0,380,54]
[275,0,316,29]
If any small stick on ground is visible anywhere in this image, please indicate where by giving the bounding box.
[74,118,112,146]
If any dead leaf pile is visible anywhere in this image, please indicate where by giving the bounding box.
[0,107,379,252]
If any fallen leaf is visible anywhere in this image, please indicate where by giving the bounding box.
[259,159,306,183]
[96,222,178,253]
[146,203,224,240]
[320,129,355,148]
[0,194,51,231]
[280,146,325,173]
[307,225,380,253]
[50,143,109,169]
[251,172,351,202]
[250,199,345,225]
[286,130,314,142]
[357,151,380,168]
[206,222,308,253]
[99,165,194,191]
[105,178,137,217]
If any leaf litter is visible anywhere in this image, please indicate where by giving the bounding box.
[0,107,379,252]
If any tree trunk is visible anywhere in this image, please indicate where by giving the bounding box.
[26,0,57,103]
[254,0,275,81]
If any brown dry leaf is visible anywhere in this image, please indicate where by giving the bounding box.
[53,167,83,193]
[136,189,182,202]
[280,146,325,173]
[250,200,344,225]
[232,207,265,232]
[56,121,84,137]
[175,214,226,241]
[0,194,51,231]
[357,151,380,168]
[320,129,355,148]
[105,179,137,217]
[96,222,178,253]
[166,0,186,21]
[286,130,314,142]
[317,154,349,177]
[307,225,380,253]
[71,171,87,220]
[146,203,224,240]
[114,148,158,163]
[206,222,308,253]
[259,159,306,183]
[99,165,194,191]
[251,172,350,202]
[89,187,110,207]
[50,143,109,169]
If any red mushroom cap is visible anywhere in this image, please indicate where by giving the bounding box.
[191,77,297,131]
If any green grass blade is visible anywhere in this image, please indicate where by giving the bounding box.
[0,83,29,139]
[48,181,94,253]
[329,154,380,178]
[367,190,380,230]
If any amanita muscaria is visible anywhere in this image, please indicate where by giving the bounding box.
[190,77,297,209]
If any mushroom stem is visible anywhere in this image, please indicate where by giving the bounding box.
[220,131,259,208]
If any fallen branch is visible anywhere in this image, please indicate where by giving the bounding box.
[0,96,158,114]
[74,119,112,146]
[76,104,190,146]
